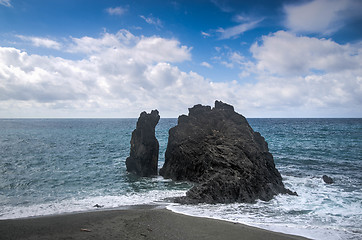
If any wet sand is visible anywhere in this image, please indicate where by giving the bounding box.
[0,205,309,240]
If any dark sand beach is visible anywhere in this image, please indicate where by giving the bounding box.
[0,205,309,240]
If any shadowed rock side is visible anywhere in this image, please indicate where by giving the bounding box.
[126,110,160,177]
[322,175,334,184]
[160,101,296,204]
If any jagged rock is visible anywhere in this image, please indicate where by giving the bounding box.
[322,175,334,184]
[126,110,160,177]
[160,101,296,204]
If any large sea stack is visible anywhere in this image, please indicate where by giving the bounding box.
[126,110,160,177]
[160,101,296,204]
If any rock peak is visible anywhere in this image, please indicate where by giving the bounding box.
[214,100,234,111]
[188,104,211,117]
[137,110,159,128]
[160,101,296,204]
[126,110,160,177]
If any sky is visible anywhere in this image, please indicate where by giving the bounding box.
[0,0,361,118]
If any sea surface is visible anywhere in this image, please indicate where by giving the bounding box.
[0,118,361,240]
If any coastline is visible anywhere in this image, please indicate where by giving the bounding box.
[0,205,309,240]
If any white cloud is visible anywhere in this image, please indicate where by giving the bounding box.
[0,0,11,7]
[284,0,362,35]
[229,52,244,65]
[16,35,62,50]
[0,31,199,117]
[201,62,212,68]
[237,30,362,116]
[213,47,248,70]
[201,31,211,38]
[200,30,362,117]
[67,30,136,54]
[140,15,163,28]
[0,30,361,118]
[217,19,262,39]
[220,61,233,68]
[250,31,361,76]
[106,6,127,16]
[0,47,88,103]
[67,30,191,63]
[133,36,191,63]
[247,72,361,117]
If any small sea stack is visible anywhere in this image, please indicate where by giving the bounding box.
[160,101,296,204]
[126,110,160,177]
[322,175,334,184]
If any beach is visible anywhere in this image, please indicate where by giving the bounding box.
[0,205,309,240]
[1,118,361,239]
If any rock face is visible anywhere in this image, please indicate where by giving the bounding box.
[322,175,334,184]
[160,101,296,204]
[126,110,160,177]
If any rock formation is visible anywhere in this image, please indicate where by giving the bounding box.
[322,175,334,184]
[160,101,296,204]
[126,110,160,177]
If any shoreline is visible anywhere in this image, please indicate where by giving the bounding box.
[0,205,310,240]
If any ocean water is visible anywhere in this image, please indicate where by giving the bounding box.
[0,118,361,240]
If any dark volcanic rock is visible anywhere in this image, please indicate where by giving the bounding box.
[322,175,334,184]
[160,101,296,204]
[126,110,160,177]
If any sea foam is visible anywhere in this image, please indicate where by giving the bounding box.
[1,118,361,240]
[167,174,362,240]
[0,189,187,220]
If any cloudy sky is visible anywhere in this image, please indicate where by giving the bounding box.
[0,0,361,118]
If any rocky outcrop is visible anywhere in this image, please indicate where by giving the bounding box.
[322,175,334,184]
[126,110,160,177]
[160,101,296,204]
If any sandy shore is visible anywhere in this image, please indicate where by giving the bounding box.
[0,205,309,240]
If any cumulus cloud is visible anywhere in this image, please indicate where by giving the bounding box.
[67,30,136,54]
[201,62,212,68]
[106,6,127,16]
[204,31,362,116]
[16,35,62,50]
[250,31,361,76]
[243,30,362,116]
[0,30,361,118]
[284,0,362,35]
[0,30,202,117]
[133,36,191,63]
[213,47,248,70]
[239,72,361,116]
[0,0,11,7]
[67,30,191,63]
[0,47,88,103]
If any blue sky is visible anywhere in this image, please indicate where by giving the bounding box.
[0,0,361,118]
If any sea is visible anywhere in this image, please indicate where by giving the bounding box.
[0,118,361,240]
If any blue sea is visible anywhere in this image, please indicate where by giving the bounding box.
[0,118,361,239]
